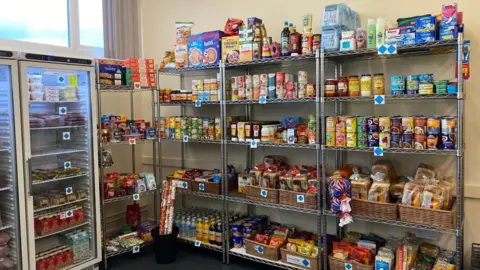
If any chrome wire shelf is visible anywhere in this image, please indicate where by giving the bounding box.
[35,222,89,240]
[230,248,303,270]
[34,198,89,213]
[98,85,156,92]
[225,54,316,68]
[158,64,220,75]
[0,186,11,192]
[324,93,458,102]
[104,189,158,204]
[324,146,457,155]
[161,138,222,144]
[29,100,82,104]
[227,195,319,215]
[31,148,86,158]
[30,125,87,131]
[158,101,221,106]
[103,139,156,146]
[0,225,13,231]
[226,97,316,105]
[228,141,318,149]
[32,173,88,185]
[324,210,456,234]
[179,191,223,200]
[105,242,151,258]
[178,237,223,252]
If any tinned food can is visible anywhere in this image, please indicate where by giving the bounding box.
[379,132,390,148]
[368,132,379,147]
[356,117,368,133]
[168,117,176,129]
[390,116,402,133]
[402,117,414,133]
[379,117,391,133]
[427,116,441,134]
[346,117,357,133]
[391,133,401,148]
[336,132,346,146]
[441,133,456,149]
[357,132,368,148]
[441,117,456,134]
[427,134,439,149]
[401,132,413,148]
[326,117,337,132]
[346,132,357,147]
[414,116,427,134]
[367,117,379,133]
[326,132,336,146]
[414,133,427,149]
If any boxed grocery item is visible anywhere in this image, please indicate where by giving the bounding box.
[175,45,188,68]
[415,16,436,43]
[440,4,457,40]
[385,26,415,45]
[239,40,253,62]
[221,36,240,63]
[98,63,123,80]
[188,33,204,67]
[123,58,155,69]
[175,22,194,68]
[239,24,253,42]
[202,31,224,66]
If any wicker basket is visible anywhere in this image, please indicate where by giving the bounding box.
[244,238,284,261]
[398,204,455,229]
[279,190,317,209]
[166,176,191,192]
[328,256,374,270]
[190,176,238,194]
[350,199,398,220]
[280,248,319,269]
[245,186,279,203]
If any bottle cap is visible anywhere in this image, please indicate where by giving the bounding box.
[284,21,288,25]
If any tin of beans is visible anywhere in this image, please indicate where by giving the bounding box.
[336,132,346,146]
[427,133,439,149]
[391,133,401,148]
[379,117,391,132]
[346,132,357,147]
[414,116,427,134]
[441,117,456,134]
[390,117,402,133]
[402,132,413,148]
[414,134,427,149]
[326,132,336,146]
[379,132,390,148]
[368,132,379,147]
[367,117,379,133]
[442,134,456,149]
[346,117,357,133]
[326,117,337,132]
[357,132,368,148]
[427,116,441,134]
[356,117,368,133]
[402,117,414,133]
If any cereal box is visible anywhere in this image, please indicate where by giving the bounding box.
[239,41,253,62]
[221,36,240,63]
[202,31,224,66]
[174,45,188,68]
[188,33,204,67]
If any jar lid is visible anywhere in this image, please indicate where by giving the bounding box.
[374,73,384,76]
[361,74,371,76]
[348,75,359,78]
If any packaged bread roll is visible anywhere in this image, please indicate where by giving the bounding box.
[350,173,372,200]
[371,160,397,183]
[263,171,279,189]
[439,177,455,210]
[368,182,390,202]
[421,184,447,210]
[414,163,436,183]
[402,182,424,207]
[389,176,410,203]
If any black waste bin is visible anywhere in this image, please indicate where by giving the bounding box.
[151,226,179,264]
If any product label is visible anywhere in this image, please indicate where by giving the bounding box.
[286,254,310,267]
[375,260,391,270]
[281,37,289,55]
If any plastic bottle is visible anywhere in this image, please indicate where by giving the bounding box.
[209,221,216,244]
[376,17,386,47]
[202,218,210,243]
[367,19,376,49]
[288,23,294,34]
[281,21,291,56]
[195,218,203,241]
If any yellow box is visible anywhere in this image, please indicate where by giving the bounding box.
[222,36,240,63]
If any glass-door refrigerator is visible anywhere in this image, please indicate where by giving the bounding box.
[0,50,28,270]
[18,53,101,270]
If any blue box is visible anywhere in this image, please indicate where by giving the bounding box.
[385,26,415,45]
[201,31,224,66]
[187,33,204,67]
[99,64,123,76]
[415,16,436,43]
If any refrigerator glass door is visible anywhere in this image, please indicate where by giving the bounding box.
[19,62,101,270]
[0,59,25,270]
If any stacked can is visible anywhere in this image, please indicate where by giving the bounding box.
[356,117,368,147]
[192,80,199,101]
[245,75,253,100]
[391,76,406,96]
[259,74,268,98]
[441,117,456,149]
[326,117,337,146]
[204,79,211,101]
[379,117,391,148]
[252,75,260,100]
[237,75,246,100]
[276,72,285,99]
[336,117,346,146]
[298,71,308,98]
[390,117,402,148]
[344,117,356,147]
[268,73,276,99]
[426,116,441,149]
[367,117,379,147]
[418,74,434,95]
[406,75,419,94]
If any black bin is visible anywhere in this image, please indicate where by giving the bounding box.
[151,226,178,264]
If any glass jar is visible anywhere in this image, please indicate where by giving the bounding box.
[325,79,337,97]
[348,75,360,96]
[373,73,385,95]
[337,76,349,96]
[261,125,271,142]
[360,74,372,96]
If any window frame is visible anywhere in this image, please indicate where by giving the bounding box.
[0,0,104,58]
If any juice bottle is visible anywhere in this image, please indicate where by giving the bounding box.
[209,221,216,244]
[202,218,210,243]
[195,218,203,241]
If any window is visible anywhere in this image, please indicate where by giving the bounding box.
[0,0,104,57]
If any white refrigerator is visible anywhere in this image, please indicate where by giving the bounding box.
[17,52,102,270]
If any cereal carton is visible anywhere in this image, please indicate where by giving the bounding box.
[188,33,204,67]
[221,36,240,63]
[202,31,224,66]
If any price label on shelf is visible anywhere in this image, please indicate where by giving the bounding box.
[374,147,384,157]
[259,96,267,104]
[195,100,202,107]
[65,187,73,195]
[374,95,385,105]
[133,82,141,90]
[199,183,205,191]
[297,195,305,203]
[344,263,353,270]
[59,107,67,115]
[194,240,201,247]
[255,245,264,254]
[133,194,140,201]
[62,132,70,140]
[132,245,140,254]
[377,44,397,55]
[60,210,73,220]
[183,135,189,142]
[260,189,268,198]
[57,75,66,84]
[129,137,136,145]
[250,140,257,149]
[64,161,72,169]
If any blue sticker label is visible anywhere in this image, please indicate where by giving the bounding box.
[374,147,384,156]
[374,95,385,105]
[199,183,205,191]
[297,195,305,203]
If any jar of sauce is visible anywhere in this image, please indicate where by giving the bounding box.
[360,74,372,96]
[289,32,302,55]
[348,76,360,96]
[337,76,348,96]
[373,73,385,95]
[324,79,337,97]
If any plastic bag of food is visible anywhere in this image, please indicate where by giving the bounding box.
[439,177,455,210]
[332,241,351,260]
[414,163,436,183]
[402,182,425,207]
[371,160,397,183]
[263,171,279,189]
[224,18,243,36]
[433,261,455,270]
[350,173,372,200]
[419,243,440,258]
[389,175,411,203]
[421,184,447,210]
[405,234,422,268]
[368,182,390,202]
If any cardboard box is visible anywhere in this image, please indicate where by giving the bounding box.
[239,25,253,42]
[98,64,123,75]
[202,31,224,66]
[385,26,415,45]
[440,4,457,41]
[128,65,155,74]
[187,33,204,67]
[123,58,154,67]
[174,45,188,68]
[97,59,123,66]
[415,16,436,43]
[221,36,240,63]
[239,41,253,62]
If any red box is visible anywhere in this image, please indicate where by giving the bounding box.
[131,72,156,80]
[130,65,155,74]
[124,58,155,68]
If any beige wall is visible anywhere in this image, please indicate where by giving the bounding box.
[139,0,480,266]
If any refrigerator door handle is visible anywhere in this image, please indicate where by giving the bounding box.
[27,158,33,196]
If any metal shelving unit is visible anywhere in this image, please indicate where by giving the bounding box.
[96,60,159,269]
[157,37,465,269]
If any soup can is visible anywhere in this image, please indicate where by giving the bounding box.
[367,117,379,133]
[379,132,390,148]
[253,74,260,88]
[401,132,413,148]
[326,132,336,146]
[336,117,346,133]
[390,116,402,133]
[326,117,337,132]
[357,132,368,148]
[414,134,427,149]
[336,132,346,146]
[346,117,357,133]
[441,117,456,134]
[402,117,414,133]
[368,132,379,147]
[391,133,401,148]
[442,133,456,149]
[427,134,439,149]
[346,132,357,147]
[427,116,441,134]
[414,116,427,134]
[379,117,391,133]
[356,117,368,133]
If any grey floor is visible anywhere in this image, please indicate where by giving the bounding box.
[105,244,279,270]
